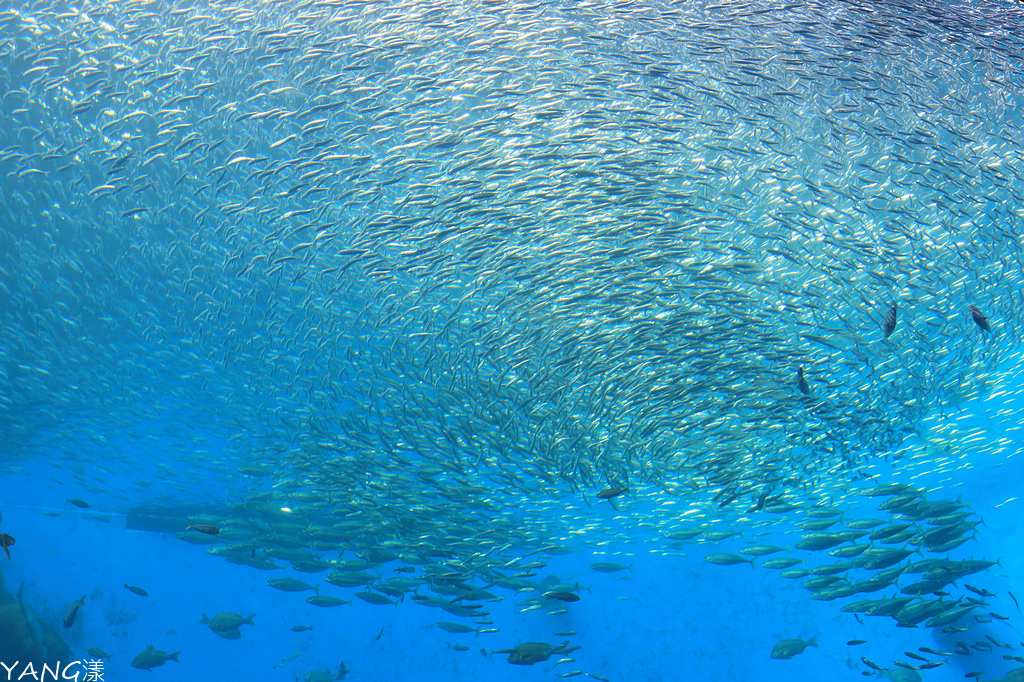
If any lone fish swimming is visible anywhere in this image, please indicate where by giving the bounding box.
[771,636,818,659]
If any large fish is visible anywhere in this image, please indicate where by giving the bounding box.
[771,636,818,659]
[970,305,992,332]
[131,647,180,671]
[492,641,570,665]
[883,303,898,339]
[63,595,85,628]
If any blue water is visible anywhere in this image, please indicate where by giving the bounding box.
[2,385,1023,682]
[4,0,1024,679]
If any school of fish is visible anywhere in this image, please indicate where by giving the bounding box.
[3,0,1024,678]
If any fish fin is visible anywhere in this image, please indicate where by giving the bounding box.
[808,635,819,647]
[169,651,180,662]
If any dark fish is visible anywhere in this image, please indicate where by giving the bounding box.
[595,487,626,510]
[797,367,810,395]
[124,583,148,596]
[771,636,818,659]
[495,641,569,665]
[543,591,580,602]
[970,305,991,331]
[63,595,85,628]
[595,488,626,500]
[131,647,179,670]
[356,591,395,605]
[0,533,14,560]
[292,625,313,632]
[67,498,89,508]
[883,303,897,338]
[201,612,255,639]
[987,634,1008,648]
[705,552,755,566]
[186,524,220,535]
[267,578,316,592]
[307,595,348,607]
[847,640,866,646]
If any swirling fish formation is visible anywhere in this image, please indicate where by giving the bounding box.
[1,0,1023,677]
